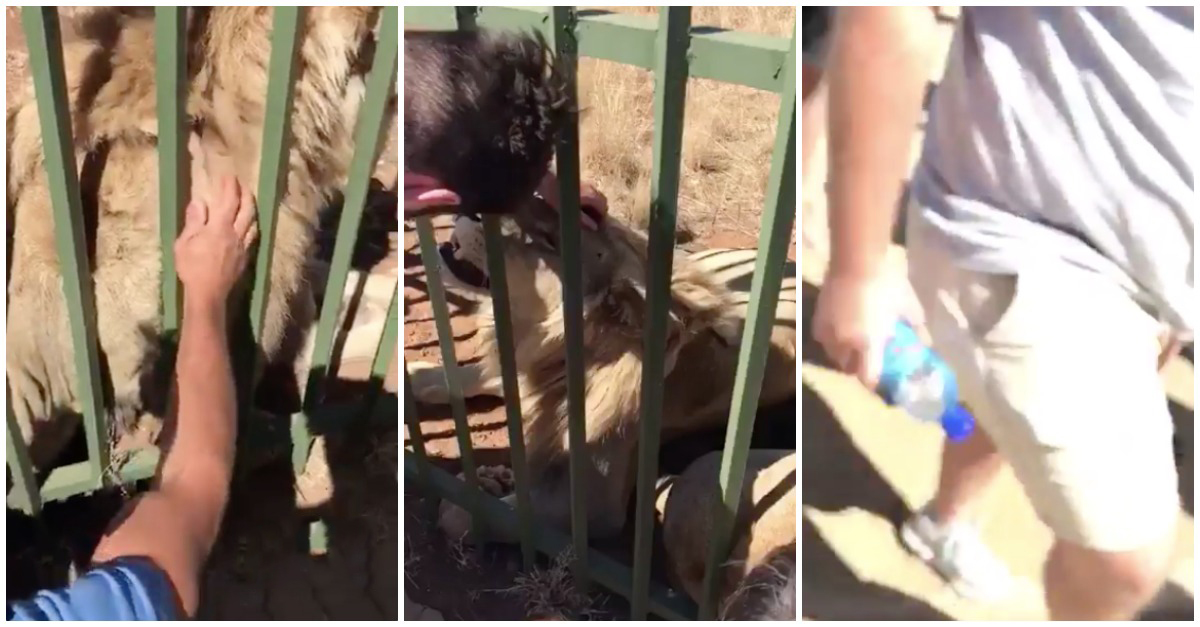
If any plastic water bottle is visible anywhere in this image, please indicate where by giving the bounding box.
[876,321,975,442]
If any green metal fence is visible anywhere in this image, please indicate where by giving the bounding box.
[403,6,796,620]
[5,6,400,554]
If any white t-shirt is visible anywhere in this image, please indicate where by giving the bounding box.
[911,7,1195,334]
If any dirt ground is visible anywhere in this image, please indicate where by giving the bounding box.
[6,7,400,619]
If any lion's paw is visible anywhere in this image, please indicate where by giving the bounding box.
[475,464,514,497]
[436,465,516,543]
[406,360,449,405]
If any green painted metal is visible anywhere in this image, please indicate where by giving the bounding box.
[402,369,432,484]
[363,290,400,414]
[405,7,792,93]
[697,29,797,620]
[8,449,161,509]
[547,5,591,594]
[302,5,398,411]
[295,7,397,524]
[246,6,303,368]
[480,216,536,571]
[415,218,484,540]
[629,7,691,620]
[406,452,698,620]
[21,7,110,488]
[687,25,792,94]
[454,0,536,574]
[6,382,42,515]
[155,7,189,339]
[402,6,459,30]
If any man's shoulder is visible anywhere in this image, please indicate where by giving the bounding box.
[7,557,178,621]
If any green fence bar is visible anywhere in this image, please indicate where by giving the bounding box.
[402,368,432,484]
[303,5,398,411]
[22,7,110,487]
[296,5,397,493]
[363,290,400,414]
[415,218,484,540]
[9,450,160,509]
[630,6,691,620]
[697,29,796,620]
[155,6,189,339]
[405,6,792,93]
[547,5,591,593]
[246,6,303,364]
[452,0,537,574]
[480,216,537,571]
[6,382,42,515]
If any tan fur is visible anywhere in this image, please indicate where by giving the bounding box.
[657,450,796,620]
[412,206,796,538]
[6,7,394,473]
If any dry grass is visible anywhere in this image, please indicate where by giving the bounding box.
[576,6,796,241]
[490,548,604,620]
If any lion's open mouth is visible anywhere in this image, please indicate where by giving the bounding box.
[438,240,489,290]
[437,215,491,292]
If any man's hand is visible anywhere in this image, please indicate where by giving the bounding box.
[174,175,257,318]
[813,268,927,389]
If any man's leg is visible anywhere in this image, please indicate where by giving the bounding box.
[1045,535,1175,619]
[928,426,1005,523]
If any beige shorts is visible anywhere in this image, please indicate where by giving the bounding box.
[907,222,1180,552]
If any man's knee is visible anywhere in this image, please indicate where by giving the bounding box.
[1051,533,1175,607]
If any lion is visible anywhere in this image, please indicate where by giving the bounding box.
[407,198,797,539]
[6,7,394,476]
[657,449,796,620]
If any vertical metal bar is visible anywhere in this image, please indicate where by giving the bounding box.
[547,5,591,593]
[155,7,189,340]
[6,382,42,515]
[243,6,303,407]
[402,368,431,483]
[453,0,536,574]
[302,5,398,412]
[697,30,797,620]
[293,11,397,538]
[363,289,399,414]
[415,218,483,539]
[481,216,536,571]
[21,7,109,487]
[630,6,691,620]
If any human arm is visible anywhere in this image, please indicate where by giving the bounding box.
[88,138,257,618]
[811,7,940,386]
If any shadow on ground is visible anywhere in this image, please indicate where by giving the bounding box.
[800,280,952,619]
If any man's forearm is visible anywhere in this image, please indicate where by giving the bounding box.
[159,301,237,500]
[826,7,938,277]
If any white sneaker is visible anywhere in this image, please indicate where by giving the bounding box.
[900,506,1016,602]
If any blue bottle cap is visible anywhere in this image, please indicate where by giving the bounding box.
[941,404,975,442]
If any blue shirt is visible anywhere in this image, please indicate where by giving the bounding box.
[6,557,178,621]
